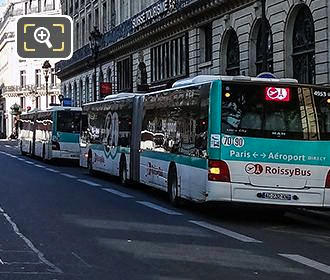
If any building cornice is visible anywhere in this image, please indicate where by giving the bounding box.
[2,84,60,97]
[56,0,254,80]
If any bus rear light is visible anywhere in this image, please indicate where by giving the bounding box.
[52,141,60,150]
[326,170,330,188]
[208,160,231,182]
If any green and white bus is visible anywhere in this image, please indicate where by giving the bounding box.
[19,107,82,160]
[81,76,330,207]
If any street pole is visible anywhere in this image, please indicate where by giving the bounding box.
[45,75,49,108]
[42,60,51,108]
[261,0,268,72]
[89,26,102,102]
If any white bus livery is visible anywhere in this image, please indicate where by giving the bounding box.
[19,107,82,160]
[81,76,330,207]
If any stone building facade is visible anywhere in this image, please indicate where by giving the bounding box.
[0,0,62,138]
[56,0,330,106]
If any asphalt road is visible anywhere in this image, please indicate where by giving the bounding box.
[0,140,329,280]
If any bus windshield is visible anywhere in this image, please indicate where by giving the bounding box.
[57,111,81,133]
[221,83,330,140]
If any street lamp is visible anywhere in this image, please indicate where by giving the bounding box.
[89,26,102,102]
[42,60,51,108]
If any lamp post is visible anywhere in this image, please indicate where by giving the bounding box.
[89,26,102,102]
[42,60,51,108]
[10,103,21,139]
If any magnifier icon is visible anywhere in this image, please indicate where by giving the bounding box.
[34,27,53,48]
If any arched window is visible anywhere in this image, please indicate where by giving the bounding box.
[256,20,273,74]
[79,80,83,106]
[73,82,77,107]
[292,6,315,84]
[85,77,90,103]
[68,84,72,105]
[226,29,240,76]
[107,67,111,83]
[92,74,96,101]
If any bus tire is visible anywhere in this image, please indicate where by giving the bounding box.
[119,157,128,185]
[168,165,179,206]
[87,152,94,176]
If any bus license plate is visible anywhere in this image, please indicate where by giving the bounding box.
[260,192,291,201]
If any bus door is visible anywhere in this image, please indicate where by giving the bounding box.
[130,96,144,182]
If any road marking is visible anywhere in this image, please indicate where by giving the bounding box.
[4,145,11,148]
[189,220,262,243]
[77,179,101,187]
[0,207,62,273]
[0,258,4,265]
[25,161,35,165]
[61,173,77,179]
[45,168,59,173]
[34,164,45,168]
[279,254,330,274]
[136,201,183,215]
[72,252,91,267]
[102,188,134,198]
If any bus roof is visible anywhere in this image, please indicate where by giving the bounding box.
[21,106,82,116]
[46,106,82,112]
[83,93,137,107]
[172,75,298,88]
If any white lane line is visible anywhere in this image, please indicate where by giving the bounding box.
[60,173,77,179]
[136,201,183,215]
[77,179,101,187]
[34,164,45,168]
[279,254,330,274]
[45,168,59,173]
[189,220,262,243]
[72,252,91,267]
[24,161,35,165]
[4,145,11,148]
[102,188,134,198]
[0,207,62,273]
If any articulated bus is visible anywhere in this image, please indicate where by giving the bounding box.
[19,107,82,160]
[81,75,330,208]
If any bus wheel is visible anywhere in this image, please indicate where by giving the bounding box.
[88,154,94,175]
[168,166,179,206]
[119,159,128,185]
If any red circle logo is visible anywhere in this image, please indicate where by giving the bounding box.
[245,164,263,175]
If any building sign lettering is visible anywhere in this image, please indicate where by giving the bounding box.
[132,0,176,29]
